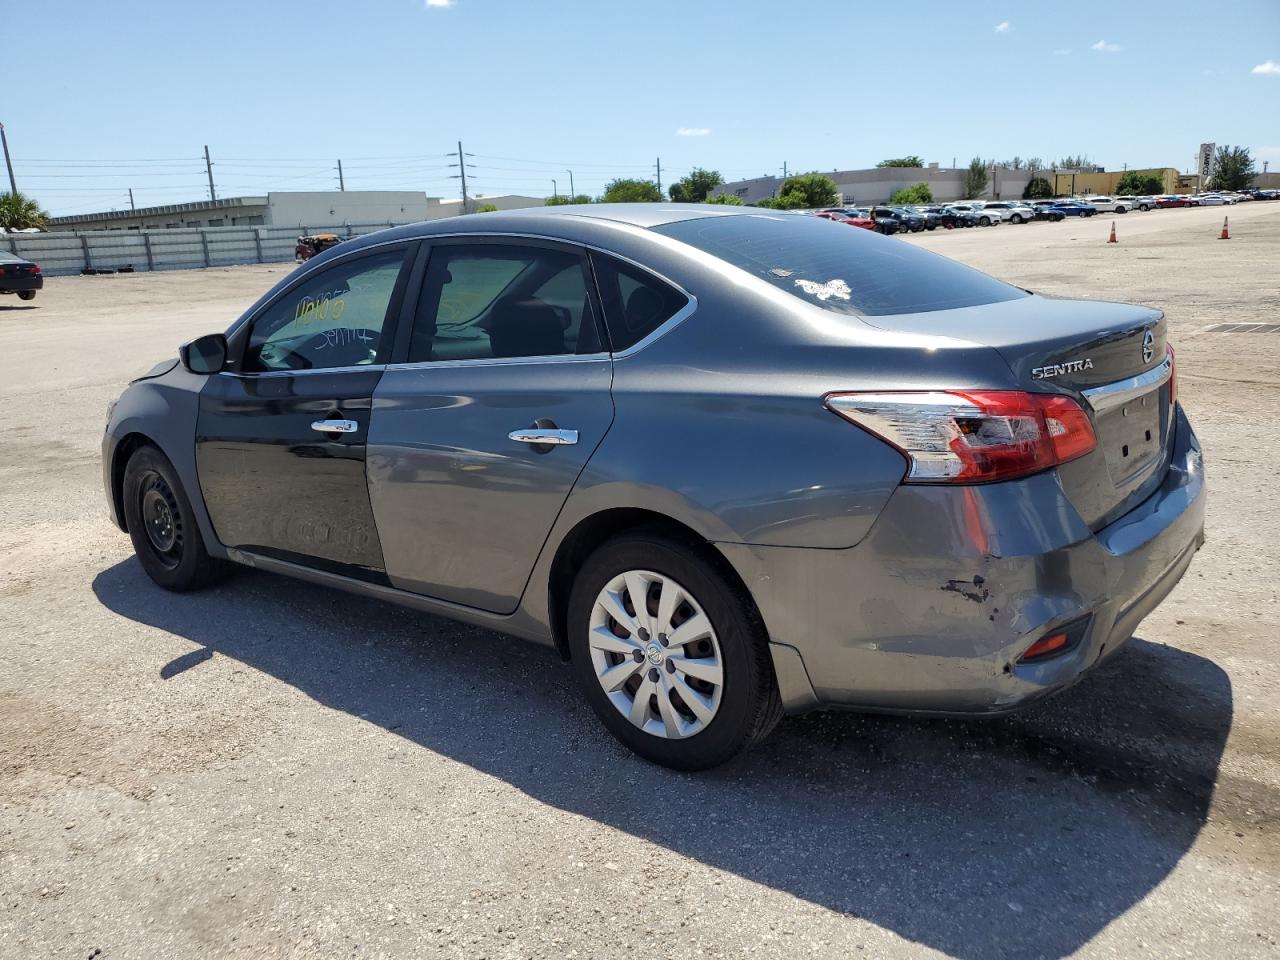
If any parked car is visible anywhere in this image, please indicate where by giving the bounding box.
[296,233,345,261]
[1082,196,1131,214]
[1115,196,1153,212]
[1027,202,1067,222]
[103,204,1204,769]
[948,203,1001,226]
[1196,194,1229,206]
[906,206,946,230]
[917,205,971,228]
[1048,200,1098,217]
[977,201,1037,224]
[849,207,901,234]
[0,250,43,301]
[1155,195,1188,208]
[880,206,926,232]
[814,210,876,231]
[937,205,981,227]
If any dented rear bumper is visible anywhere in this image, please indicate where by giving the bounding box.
[720,404,1206,714]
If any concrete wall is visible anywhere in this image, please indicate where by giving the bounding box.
[3,221,406,277]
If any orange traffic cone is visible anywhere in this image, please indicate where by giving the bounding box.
[1219,216,1229,240]
[1107,221,1118,244]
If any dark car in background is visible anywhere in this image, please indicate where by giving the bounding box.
[103,204,1204,770]
[1039,199,1097,217]
[884,206,927,232]
[0,250,43,302]
[850,207,901,234]
[918,205,974,228]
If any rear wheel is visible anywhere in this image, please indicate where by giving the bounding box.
[1116,206,1128,214]
[567,531,782,770]
[122,445,228,591]
[17,290,35,301]
[979,216,991,226]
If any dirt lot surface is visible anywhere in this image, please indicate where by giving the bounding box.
[2,203,1278,959]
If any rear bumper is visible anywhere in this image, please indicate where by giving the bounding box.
[0,275,42,292]
[722,404,1205,714]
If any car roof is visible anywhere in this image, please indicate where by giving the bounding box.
[483,202,756,229]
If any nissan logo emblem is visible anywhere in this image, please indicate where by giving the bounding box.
[1142,330,1154,364]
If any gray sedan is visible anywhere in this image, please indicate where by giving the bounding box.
[103,204,1205,770]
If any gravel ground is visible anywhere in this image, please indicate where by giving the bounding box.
[1,203,1277,959]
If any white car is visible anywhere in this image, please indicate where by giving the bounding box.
[948,203,1002,226]
[1083,196,1132,214]
[1196,195,1230,206]
[976,201,1036,224]
[1115,195,1154,212]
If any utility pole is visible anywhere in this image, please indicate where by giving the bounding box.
[0,122,16,194]
[655,157,662,195]
[782,161,788,179]
[567,169,575,199]
[457,141,470,213]
[552,179,558,201]
[204,144,216,201]
[337,159,345,191]
[128,188,136,210]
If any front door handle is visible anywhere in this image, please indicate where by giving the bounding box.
[508,428,578,446]
[311,419,359,434]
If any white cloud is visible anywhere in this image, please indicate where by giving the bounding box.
[1091,40,1121,53]
[995,21,1011,32]
[676,127,711,137]
[1053,47,1072,55]
[1252,59,1280,75]
[425,0,454,7]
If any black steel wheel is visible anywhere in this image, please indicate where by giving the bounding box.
[122,445,229,591]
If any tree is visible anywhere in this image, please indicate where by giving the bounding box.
[962,157,990,199]
[600,178,662,203]
[756,172,839,209]
[876,156,924,168]
[1055,154,1095,170]
[996,157,1026,170]
[668,168,724,203]
[1115,171,1164,196]
[705,193,743,205]
[1022,176,1053,200]
[545,194,592,206]
[889,183,933,204]
[1209,145,1256,191]
[476,203,499,213]
[0,191,49,231]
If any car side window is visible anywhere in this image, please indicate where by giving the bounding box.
[246,249,408,372]
[408,244,601,362]
[590,253,690,353]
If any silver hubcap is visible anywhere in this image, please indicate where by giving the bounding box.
[588,570,724,739]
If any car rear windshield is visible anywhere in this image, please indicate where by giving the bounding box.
[652,214,1028,316]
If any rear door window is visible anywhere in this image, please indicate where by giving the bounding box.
[408,243,602,362]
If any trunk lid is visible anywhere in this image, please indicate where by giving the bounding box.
[861,295,1174,528]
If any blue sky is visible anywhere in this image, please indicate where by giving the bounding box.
[6,0,1278,215]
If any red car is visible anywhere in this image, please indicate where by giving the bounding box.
[815,209,876,231]
[1155,196,1189,208]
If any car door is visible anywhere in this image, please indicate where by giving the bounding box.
[195,243,418,582]
[366,237,616,613]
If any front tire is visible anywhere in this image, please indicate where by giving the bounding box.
[122,445,228,591]
[1010,214,1023,224]
[567,531,782,770]
[979,216,991,226]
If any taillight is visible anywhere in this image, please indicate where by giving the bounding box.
[30,263,40,274]
[825,390,1097,484]
[1167,343,1176,405]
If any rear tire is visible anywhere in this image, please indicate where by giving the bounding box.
[17,290,35,301]
[567,530,782,770]
[122,445,228,591]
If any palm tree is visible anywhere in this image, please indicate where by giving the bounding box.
[0,191,49,231]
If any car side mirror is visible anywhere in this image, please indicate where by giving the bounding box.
[180,333,228,374]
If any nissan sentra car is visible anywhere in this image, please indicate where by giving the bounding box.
[103,204,1205,770]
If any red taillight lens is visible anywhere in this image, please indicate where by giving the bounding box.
[1019,632,1069,661]
[30,263,40,274]
[1167,343,1176,405]
[825,390,1097,484]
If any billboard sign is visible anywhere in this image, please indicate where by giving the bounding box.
[1198,142,1216,184]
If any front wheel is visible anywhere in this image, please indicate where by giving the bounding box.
[122,445,229,591]
[1116,206,1128,214]
[979,216,991,226]
[567,531,782,770]
[17,290,36,301]
[1010,214,1023,224]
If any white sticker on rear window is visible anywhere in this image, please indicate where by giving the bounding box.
[793,278,851,301]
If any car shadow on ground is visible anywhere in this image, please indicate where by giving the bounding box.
[92,558,1233,960]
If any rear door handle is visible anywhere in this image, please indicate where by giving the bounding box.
[310,419,359,434]
[508,428,578,446]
